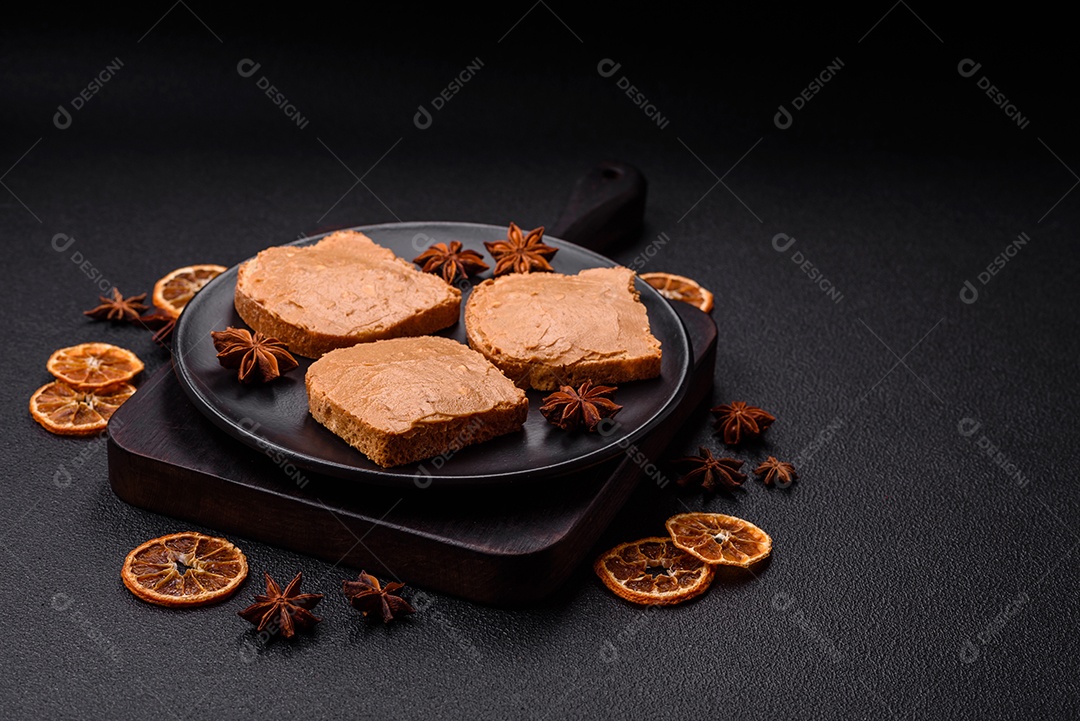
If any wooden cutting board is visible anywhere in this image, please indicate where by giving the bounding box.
[107,302,716,605]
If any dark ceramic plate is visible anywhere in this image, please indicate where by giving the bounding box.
[172,222,691,487]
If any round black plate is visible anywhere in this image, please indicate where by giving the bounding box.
[172,222,691,487]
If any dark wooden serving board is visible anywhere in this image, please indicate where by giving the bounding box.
[107,302,715,605]
[107,161,717,604]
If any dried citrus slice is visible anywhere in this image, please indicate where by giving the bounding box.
[46,343,144,391]
[152,264,227,318]
[665,512,772,567]
[29,381,135,436]
[594,536,715,606]
[639,272,714,313]
[121,532,248,607]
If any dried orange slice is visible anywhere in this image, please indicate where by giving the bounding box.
[640,272,714,313]
[152,264,227,318]
[594,536,715,606]
[29,381,135,436]
[46,343,144,391]
[121,532,248,607]
[665,512,772,567]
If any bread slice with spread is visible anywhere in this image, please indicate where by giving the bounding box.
[235,231,460,358]
[306,336,528,467]
[464,267,662,390]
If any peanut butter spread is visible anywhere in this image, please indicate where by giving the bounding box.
[236,231,459,339]
[306,336,527,435]
[465,267,661,366]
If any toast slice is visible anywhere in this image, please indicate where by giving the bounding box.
[306,336,528,468]
[464,266,662,390]
[235,230,460,358]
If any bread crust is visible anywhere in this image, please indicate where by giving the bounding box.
[462,352,662,392]
[307,389,528,468]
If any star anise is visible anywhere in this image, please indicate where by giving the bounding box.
[210,327,299,384]
[483,222,558,276]
[342,571,415,624]
[413,240,489,283]
[711,401,776,446]
[674,447,746,492]
[539,380,622,432]
[136,310,177,346]
[238,571,324,639]
[754,456,798,487]
[83,288,149,323]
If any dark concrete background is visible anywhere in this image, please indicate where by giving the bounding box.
[1,6,1077,720]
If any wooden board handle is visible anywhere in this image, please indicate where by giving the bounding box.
[549,161,647,253]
